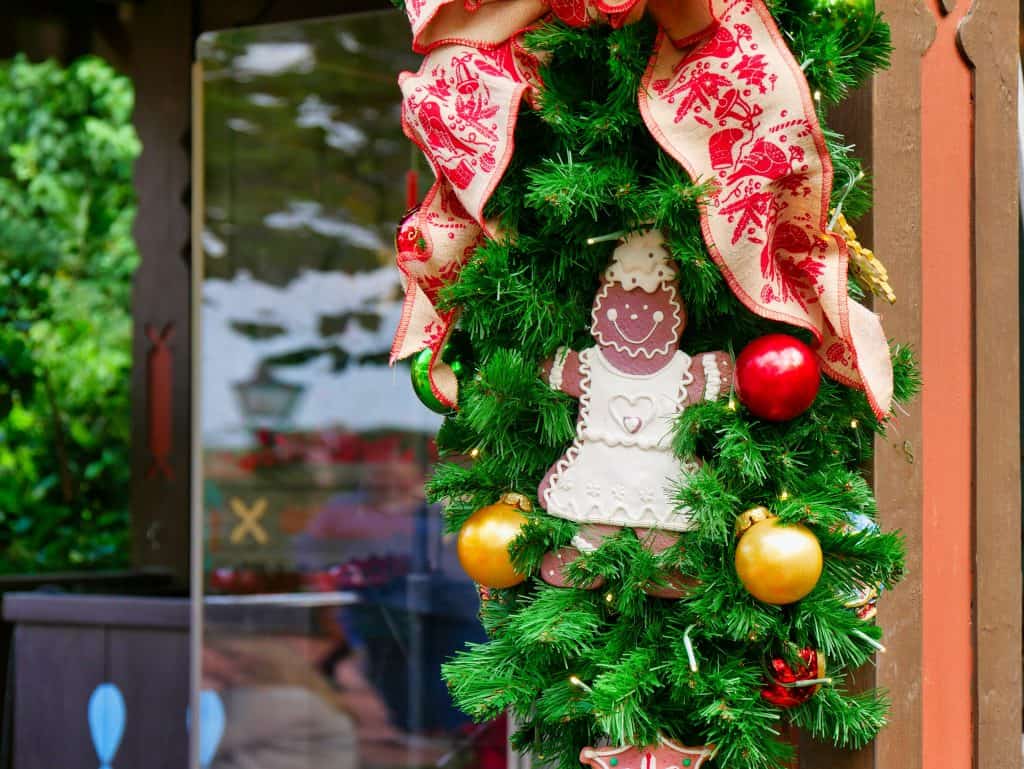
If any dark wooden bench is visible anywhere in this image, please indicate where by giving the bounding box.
[1,580,185,769]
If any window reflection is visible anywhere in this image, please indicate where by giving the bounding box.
[198,12,504,769]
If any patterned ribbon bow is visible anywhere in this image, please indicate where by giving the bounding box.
[390,0,894,418]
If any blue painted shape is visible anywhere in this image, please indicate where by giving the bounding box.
[186,689,226,767]
[88,683,125,769]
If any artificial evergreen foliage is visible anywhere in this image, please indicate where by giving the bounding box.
[417,5,918,767]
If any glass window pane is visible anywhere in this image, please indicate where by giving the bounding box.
[196,13,506,768]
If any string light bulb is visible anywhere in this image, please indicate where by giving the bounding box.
[587,231,626,246]
[569,675,594,693]
[683,625,699,673]
[852,629,887,653]
[789,676,834,688]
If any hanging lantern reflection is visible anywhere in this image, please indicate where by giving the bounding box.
[233,364,305,429]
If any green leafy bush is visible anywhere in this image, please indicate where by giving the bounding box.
[0,55,140,572]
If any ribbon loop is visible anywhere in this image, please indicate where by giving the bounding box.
[393,0,894,418]
[407,0,548,52]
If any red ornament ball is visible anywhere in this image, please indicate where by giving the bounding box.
[761,648,828,708]
[734,334,821,421]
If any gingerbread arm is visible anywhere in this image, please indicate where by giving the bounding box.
[685,351,734,403]
[541,347,585,399]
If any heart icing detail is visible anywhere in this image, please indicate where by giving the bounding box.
[609,394,656,436]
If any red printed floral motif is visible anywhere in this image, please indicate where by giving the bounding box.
[827,341,852,365]
[734,53,771,92]
[549,0,590,26]
[405,53,500,186]
[396,189,480,302]
[422,319,450,350]
[406,0,428,26]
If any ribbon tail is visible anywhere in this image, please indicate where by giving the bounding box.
[390,280,446,363]
[815,234,893,418]
[389,276,463,409]
[428,330,461,409]
[407,0,547,53]
[832,301,894,418]
[390,180,483,410]
[639,0,894,418]
[396,0,548,409]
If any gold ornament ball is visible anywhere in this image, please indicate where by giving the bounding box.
[735,505,774,536]
[735,517,823,605]
[457,494,530,589]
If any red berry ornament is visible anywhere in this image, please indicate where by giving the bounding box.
[761,648,829,708]
[734,334,820,421]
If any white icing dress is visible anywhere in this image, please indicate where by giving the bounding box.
[542,346,699,532]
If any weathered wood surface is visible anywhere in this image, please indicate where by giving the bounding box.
[128,0,195,581]
[4,595,190,769]
[960,0,1023,765]
[109,628,191,769]
[869,5,935,769]
[11,625,106,769]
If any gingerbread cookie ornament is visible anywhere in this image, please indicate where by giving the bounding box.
[538,230,732,594]
[539,230,731,530]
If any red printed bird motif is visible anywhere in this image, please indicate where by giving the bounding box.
[728,137,790,184]
[416,100,482,158]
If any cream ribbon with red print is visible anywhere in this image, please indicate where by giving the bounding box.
[391,0,893,418]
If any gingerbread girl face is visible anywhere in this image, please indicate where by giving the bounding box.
[590,231,684,360]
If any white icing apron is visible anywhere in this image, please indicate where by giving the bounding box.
[542,347,698,531]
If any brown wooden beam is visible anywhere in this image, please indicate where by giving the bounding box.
[960,0,1023,766]
[127,0,195,582]
[870,3,934,769]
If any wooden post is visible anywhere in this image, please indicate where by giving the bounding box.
[869,5,932,769]
[872,2,1020,769]
[127,0,195,580]
[960,0,1023,766]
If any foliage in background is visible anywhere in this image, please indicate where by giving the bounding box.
[0,55,140,572]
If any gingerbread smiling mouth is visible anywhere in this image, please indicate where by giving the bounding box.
[606,307,665,345]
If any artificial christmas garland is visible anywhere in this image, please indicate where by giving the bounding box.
[390,0,919,766]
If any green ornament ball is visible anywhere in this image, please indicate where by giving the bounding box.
[792,0,875,37]
[409,334,472,414]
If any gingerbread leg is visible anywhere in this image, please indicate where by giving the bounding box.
[633,528,697,599]
[539,524,619,590]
